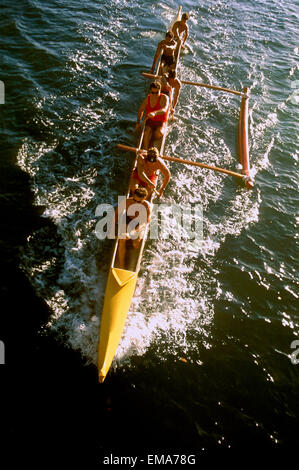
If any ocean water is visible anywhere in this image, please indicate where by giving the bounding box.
[1,0,298,464]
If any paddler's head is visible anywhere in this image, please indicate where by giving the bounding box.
[146,147,159,163]
[165,31,174,42]
[133,187,148,202]
[182,13,190,22]
[149,81,161,96]
[168,70,176,80]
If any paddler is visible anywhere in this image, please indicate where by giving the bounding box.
[129,147,170,199]
[136,81,169,150]
[114,187,151,268]
[160,70,181,117]
[150,31,178,74]
[171,12,190,48]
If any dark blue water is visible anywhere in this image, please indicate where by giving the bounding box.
[1,0,298,465]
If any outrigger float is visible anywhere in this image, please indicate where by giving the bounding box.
[97,6,253,383]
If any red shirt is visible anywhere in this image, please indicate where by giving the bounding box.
[146,94,168,122]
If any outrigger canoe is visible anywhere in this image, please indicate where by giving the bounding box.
[97,6,254,383]
[97,6,183,383]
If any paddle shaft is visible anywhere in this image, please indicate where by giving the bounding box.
[141,72,243,96]
[117,144,246,180]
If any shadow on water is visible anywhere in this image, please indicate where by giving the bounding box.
[0,144,110,464]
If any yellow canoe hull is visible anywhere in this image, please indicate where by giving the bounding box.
[97,267,137,383]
